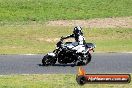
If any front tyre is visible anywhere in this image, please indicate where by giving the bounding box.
[42,55,56,66]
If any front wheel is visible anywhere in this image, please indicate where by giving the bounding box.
[42,55,56,66]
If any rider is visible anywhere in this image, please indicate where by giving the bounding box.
[61,26,86,52]
[62,26,85,45]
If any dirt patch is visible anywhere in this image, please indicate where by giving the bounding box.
[36,37,75,43]
[37,38,60,43]
[45,38,59,43]
[46,16,132,28]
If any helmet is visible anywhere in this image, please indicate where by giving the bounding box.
[73,26,83,35]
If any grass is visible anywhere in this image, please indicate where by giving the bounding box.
[0,0,131,54]
[0,0,132,23]
[0,74,131,88]
[0,24,132,54]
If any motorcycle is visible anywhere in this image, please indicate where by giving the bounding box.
[42,37,96,66]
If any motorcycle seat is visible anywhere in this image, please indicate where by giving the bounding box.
[85,43,95,48]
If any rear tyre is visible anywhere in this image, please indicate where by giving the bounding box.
[42,55,56,66]
[84,53,91,65]
[76,61,83,66]
[76,53,91,66]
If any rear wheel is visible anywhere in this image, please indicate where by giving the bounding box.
[42,55,56,66]
[83,53,91,65]
[76,53,91,66]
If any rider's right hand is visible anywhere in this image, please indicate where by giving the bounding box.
[60,36,64,41]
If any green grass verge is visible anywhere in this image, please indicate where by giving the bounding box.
[0,25,132,54]
[0,0,132,23]
[0,74,131,88]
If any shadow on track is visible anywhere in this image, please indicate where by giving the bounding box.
[37,64,76,67]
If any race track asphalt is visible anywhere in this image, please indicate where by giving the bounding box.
[0,53,132,75]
